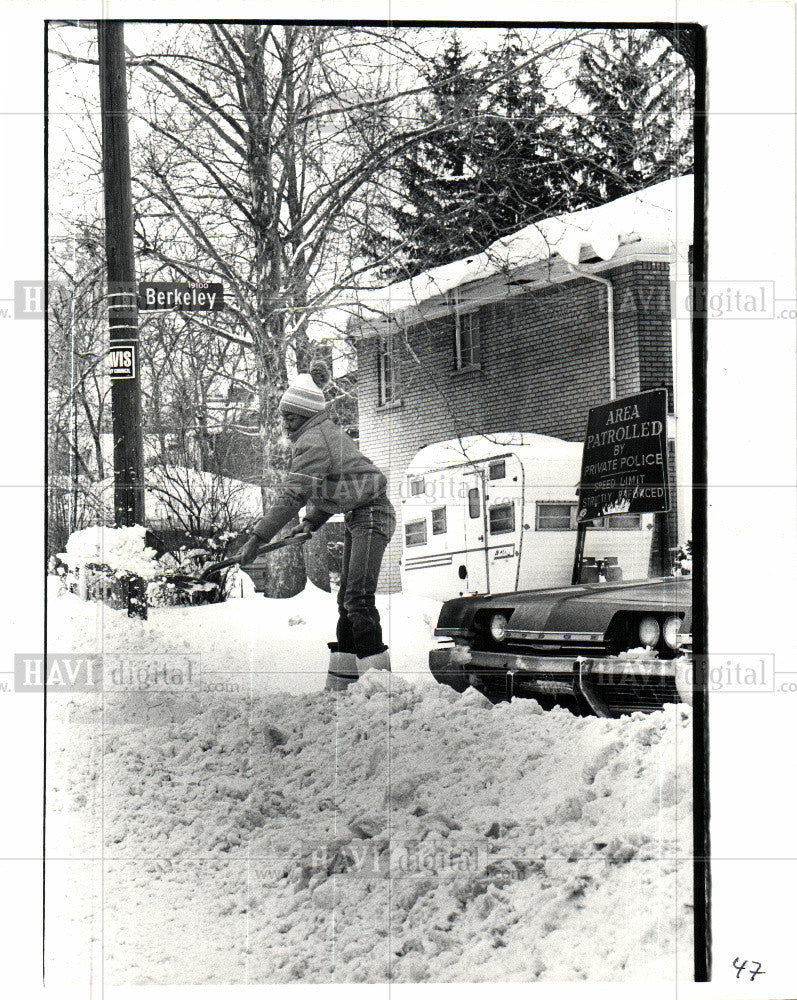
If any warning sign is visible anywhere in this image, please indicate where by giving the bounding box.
[577,388,670,523]
[107,341,137,380]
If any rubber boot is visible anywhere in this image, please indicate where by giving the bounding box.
[325,642,358,692]
[355,648,391,677]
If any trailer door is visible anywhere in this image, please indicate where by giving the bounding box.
[461,468,489,594]
[485,453,524,593]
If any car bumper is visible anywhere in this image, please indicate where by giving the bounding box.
[429,645,692,715]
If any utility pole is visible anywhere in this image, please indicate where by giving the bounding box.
[99,21,147,618]
[98,21,145,528]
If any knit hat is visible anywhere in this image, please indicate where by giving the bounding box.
[279,373,326,417]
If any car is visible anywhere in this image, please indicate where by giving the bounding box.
[429,576,692,717]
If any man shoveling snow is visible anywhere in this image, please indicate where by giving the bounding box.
[234,365,396,689]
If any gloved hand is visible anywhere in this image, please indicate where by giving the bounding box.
[233,535,262,565]
[288,520,314,538]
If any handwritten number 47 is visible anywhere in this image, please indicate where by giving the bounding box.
[733,958,765,981]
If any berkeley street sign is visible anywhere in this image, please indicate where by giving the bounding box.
[138,281,224,311]
[577,388,670,523]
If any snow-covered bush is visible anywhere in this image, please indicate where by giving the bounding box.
[672,539,692,576]
[61,524,159,579]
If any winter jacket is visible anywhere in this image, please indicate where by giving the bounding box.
[251,409,389,543]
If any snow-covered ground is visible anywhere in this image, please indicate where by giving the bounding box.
[46,578,693,985]
[47,574,442,694]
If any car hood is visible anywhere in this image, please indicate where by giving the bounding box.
[436,577,692,636]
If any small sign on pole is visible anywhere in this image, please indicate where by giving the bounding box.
[107,341,137,380]
[577,388,670,523]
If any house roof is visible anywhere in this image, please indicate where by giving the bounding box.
[350,174,693,329]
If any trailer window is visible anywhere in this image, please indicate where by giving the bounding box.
[536,502,577,530]
[431,507,447,535]
[592,513,642,529]
[467,487,481,518]
[535,503,642,530]
[408,477,425,497]
[488,502,515,534]
[488,460,506,480]
[404,520,427,546]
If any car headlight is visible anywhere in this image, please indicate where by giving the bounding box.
[489,613,509,642]
[663,615,681,649]
[638,615,660,647]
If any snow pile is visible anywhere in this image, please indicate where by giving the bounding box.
[47,667,692,985]
[61,524,159,579]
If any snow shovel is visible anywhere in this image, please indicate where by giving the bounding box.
[198,530,313,582]
[162,532,312,600]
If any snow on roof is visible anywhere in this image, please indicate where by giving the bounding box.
[353,174,693,323]
[406,432,582,474]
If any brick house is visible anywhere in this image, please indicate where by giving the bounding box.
[348,176,693,592]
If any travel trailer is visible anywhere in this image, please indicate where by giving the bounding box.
[400,433,655,601]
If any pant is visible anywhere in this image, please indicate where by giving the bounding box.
[336,500,396,658]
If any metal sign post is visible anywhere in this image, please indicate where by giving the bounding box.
[573,389,671,583]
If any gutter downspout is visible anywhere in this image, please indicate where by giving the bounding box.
[568,261,616,586]
[567,263,616,401]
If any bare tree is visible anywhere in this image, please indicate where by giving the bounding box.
[48,23,589,593]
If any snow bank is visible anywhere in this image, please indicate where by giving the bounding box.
[61,524,159,579]
[46,579,692,985]
[47,580,692,990]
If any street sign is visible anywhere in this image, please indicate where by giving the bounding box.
[138,281,224,312]
[577,388,670,523]
[107,341,137,380]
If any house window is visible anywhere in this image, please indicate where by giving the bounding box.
[536,502,577,530]
[404,519,427,546]
[489,502,515,534]
[488,460,506,481]
[409,477,425,497]
[453,307,481,370]
[377,336,399,405]
[431,507,447,535]
[467,487,481,519]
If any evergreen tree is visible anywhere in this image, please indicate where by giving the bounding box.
[363,29,693,282]
[469,30,579,241]
[374,34,482,279]
[573,29,693,204]
[367,31,584,280]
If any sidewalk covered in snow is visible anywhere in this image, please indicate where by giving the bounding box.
[46,579,693,985]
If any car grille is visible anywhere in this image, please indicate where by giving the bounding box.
[596,676,681,715]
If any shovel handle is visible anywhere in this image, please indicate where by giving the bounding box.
[200,531,312,581]
[257,530,312,554]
